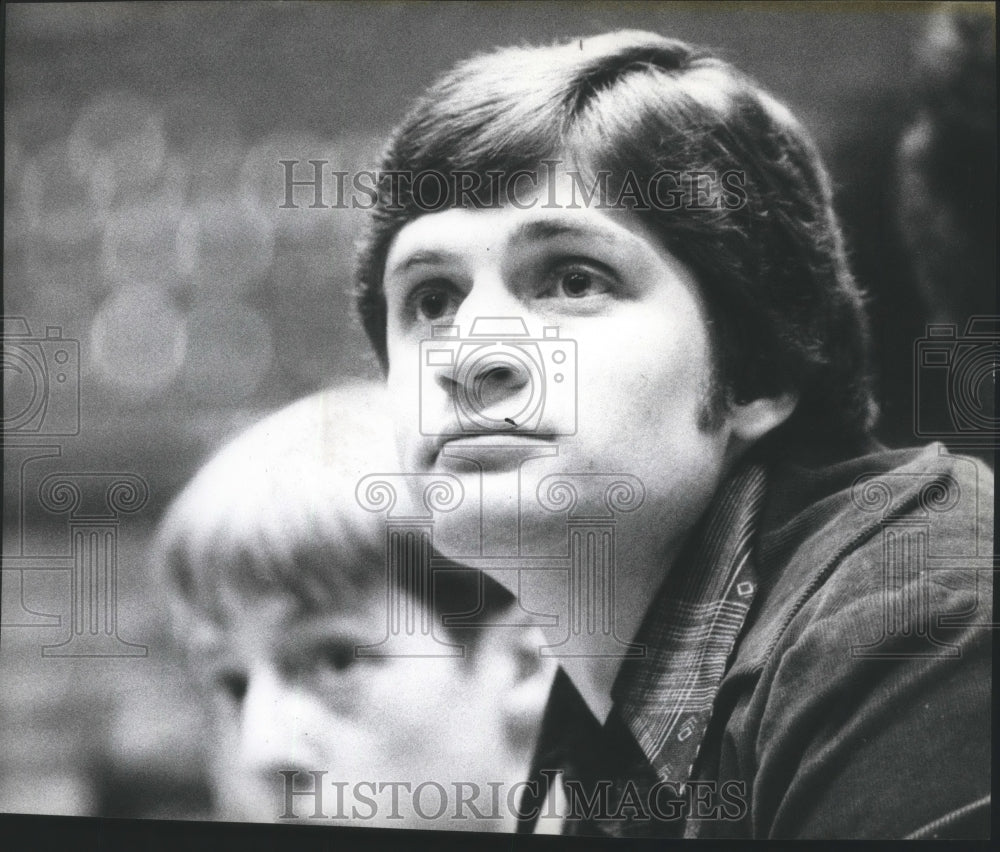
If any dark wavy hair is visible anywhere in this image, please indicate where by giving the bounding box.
[356,30,878,450]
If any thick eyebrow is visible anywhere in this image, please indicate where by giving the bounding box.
[510,218,627,247]
[386,217,630,279]
[386,249,463,278]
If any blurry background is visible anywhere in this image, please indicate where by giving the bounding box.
[2,0,995,823]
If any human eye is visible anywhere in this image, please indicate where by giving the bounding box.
[214,669,249,703]
[541,259,619,302]
[202,661,248,719]
[403,278,464,324]
[314,639,357,673]
[193,636,247,708]
[294,635,380,691]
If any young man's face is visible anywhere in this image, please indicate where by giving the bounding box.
[382,171,740,570]
[193,584,530,830]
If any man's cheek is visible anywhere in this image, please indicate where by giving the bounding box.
[393,419,419,471]
[387,375,421,450]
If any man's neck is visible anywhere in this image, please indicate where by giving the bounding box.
[537,524,681,725]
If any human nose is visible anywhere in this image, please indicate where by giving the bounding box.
[450,269,524,333]
[236,666,306,773]
[435,278,538,429]
[437,342,533,424]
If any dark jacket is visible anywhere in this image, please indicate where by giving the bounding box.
[529,444,992,839]
[689,443,992,838]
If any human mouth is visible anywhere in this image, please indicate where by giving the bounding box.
[429,433,558,472]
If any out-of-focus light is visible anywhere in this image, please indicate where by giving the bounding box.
[22,238,104,324]
[161,92,245,204]
[180,297,274,405]
[22,140,110,245]
[101,201,187,288]
[67,91,166,200]
[90,284,187,398]
[239,132,349,238]
[98,151,189,213]
[176,201,275,293]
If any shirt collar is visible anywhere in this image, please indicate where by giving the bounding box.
[609,460,769,789]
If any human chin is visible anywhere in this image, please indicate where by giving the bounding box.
[425,453,570,565]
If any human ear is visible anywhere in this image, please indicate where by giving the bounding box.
[726,391,798,445]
